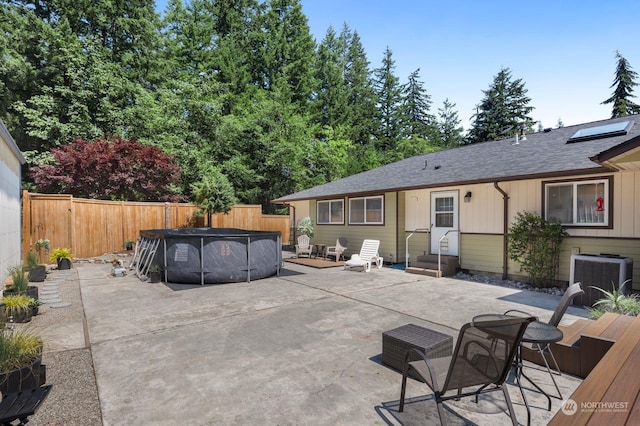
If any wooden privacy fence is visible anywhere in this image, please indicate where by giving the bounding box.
[21,191,290,261]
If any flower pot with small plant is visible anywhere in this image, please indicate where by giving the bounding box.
[148,264,163,283]
[25,251,46,283]
[49,248,74,270]
[4,265,39,300]
[0,324,46,393]
[124,240,135,251]
[1,294,40,323]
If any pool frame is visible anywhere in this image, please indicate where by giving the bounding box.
[138,228,282,284]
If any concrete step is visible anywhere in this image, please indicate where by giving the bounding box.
[405,267,441,278]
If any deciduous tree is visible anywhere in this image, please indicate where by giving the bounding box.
[29,136,184,201]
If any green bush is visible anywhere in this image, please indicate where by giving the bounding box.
[508,211,568,288]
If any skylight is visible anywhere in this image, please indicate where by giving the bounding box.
[567,120,633,143]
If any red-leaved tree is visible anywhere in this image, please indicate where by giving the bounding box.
[30,136,184,201]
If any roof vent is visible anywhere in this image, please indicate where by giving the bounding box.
[567,120,633,143]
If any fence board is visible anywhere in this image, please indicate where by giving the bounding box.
[22,192,290,260]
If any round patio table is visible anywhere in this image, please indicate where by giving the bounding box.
[473,313,563,426]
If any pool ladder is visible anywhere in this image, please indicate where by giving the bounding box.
[130,237,160,280]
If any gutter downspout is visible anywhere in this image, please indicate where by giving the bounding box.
[493,182,509,280]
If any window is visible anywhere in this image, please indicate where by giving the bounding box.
[545,178,610,226]
[567,120,633,143]
[349,196,383,225]
[317,200,344,224]
[434,196,454,227]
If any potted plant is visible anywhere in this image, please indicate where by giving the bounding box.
[0,325,45,394]
[35,239,50,264]
[147,264,163,283]
[297,216,314,239]
[4,265,39,300]
[1,295,39,323]
[124,240,135,251]
[25,251,47,283]
[49,248,74,270]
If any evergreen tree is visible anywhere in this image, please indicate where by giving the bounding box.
[313,25,349,127]
[259,0,315,111]
[372,47,402,159]
[466,67,535,144]
[343,29,378,149]
[437,99,465,148]
[602,50,640,118]
[399,68,438,141]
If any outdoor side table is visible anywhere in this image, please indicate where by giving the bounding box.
[382,324,453,377]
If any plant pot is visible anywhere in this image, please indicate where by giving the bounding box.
[125,243,134,251]
[0,356,45,394]
[2,305,39,323]
[27,265,47,282]
[148,271,162,283]
[57,258,72,270]
[3,286,39,300]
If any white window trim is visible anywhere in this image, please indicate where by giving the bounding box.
[348,195,384,225]
[316,199,344,224]
[544,178,609,226]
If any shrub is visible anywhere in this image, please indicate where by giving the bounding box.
[508,211,568,288]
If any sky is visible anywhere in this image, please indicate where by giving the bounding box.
[155,0,640,131]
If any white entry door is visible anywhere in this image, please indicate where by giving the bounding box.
[430,191,459,256]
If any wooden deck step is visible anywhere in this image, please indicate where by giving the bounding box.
[405,267,441,278]
[557,318,594,346]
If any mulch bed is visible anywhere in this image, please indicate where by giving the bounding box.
[284,257,345,269]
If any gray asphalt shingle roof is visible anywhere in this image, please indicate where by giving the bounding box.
[273,115,640,203]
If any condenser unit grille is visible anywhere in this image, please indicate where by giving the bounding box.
[570,254,633,307]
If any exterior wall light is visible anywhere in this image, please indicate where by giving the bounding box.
[464,191,472,203]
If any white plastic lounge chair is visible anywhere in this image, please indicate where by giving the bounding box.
[295,235,312,258]
[326,237,348,262]
[344,239,382,272]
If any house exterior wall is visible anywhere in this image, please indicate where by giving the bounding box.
[293,169,639,285]
[0,124,24,282]
[310,192,398,263]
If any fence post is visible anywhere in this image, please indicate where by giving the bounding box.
[21,190,30,263]
[165,202,171,229]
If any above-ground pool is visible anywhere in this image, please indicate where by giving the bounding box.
[140,228,282,284]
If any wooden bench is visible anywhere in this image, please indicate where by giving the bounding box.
[523,312,633,378]
[549,313,640,424]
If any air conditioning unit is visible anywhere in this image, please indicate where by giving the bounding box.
[570,254,633,307]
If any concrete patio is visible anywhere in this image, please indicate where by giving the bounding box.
[27,257,588,425]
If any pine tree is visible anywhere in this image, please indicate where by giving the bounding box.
[467,67,535,144]
[602,50,640,118]
[437,99,464,148]
[399,68,437,140]
[343,29,378,148]
[313,25,349,127]
[372,47,402,158]
[260,0,315,111]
